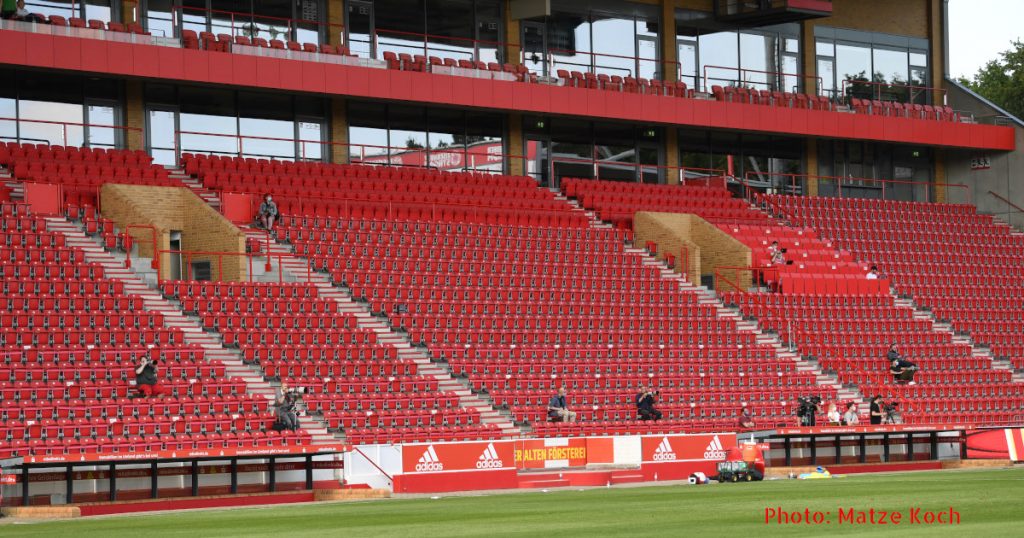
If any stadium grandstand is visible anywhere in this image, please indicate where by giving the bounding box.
[0,0,1022,520]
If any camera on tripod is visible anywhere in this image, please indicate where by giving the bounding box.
[882,401,901,424]
[796,396,822,426]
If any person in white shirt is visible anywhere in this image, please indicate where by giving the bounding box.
[826,402,842,425]
[843,402,860,425]
[866,265,879,280]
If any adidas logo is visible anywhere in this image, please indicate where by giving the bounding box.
[476,442,504,469]
[653,437,676,461]
[415,445,444,472]
[703,435,726,460]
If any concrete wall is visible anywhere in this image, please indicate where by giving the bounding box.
[100,184,247,281]
[943,82,1024,229]
[633,211,751,292]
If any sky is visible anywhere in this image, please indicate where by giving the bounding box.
[947,0,1024,79]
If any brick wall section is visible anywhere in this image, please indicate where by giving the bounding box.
[808,0,928,38]
[327,0,344,46]
[633,211,751,292]
[331,98,349,165]
[100,184,247,281]
[125,81,144,152]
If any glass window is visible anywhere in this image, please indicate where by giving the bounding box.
[86,104,116,148]
[548,14,591,75]
[376,0,427,59]
[739,33,771,89]
[678,39,697,89]
[816,39,833,57]
[699,32,738,89]
[25,0,77,19]
[84,0,113,23]
[636,20,659,80]
[426,108,465,171]
[251,0,295,42]
[239,118,295,160]
[146,0,175,38]
[18,100,85,147]
[818,58,835,98]
[148,109,177,166]
[0,98,16,143]
[179,113,238,157]
[427,0,476,63]
[591,16,635,78]
[181,0,209,35]
[836,43,872,98]
[297,121,323,161]
[465,112,503,173]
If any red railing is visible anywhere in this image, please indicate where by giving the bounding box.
[158,249,312,283]
[363,27,682,82]
[0,117,140,148]
[171,4,344,44]
[987,191,1024,215]
[740,171,971,205]
[702,65,823,95]
[123,224,160,275]
[841,79,946,106]
[174,130,525,174]
[552,156,727,186]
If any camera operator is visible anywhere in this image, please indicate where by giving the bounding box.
[134,355,168,398]
[888,344,918,385]
[635,384,662,421]
[869,396,884,425]
[274,381,301,431]
[796,396,823,426]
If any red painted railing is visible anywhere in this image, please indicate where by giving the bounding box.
[740,171,971,205]
[841,78,947,106]
[702,64,823,95]
[124,223,160,275]
[158,248,312,283]
[0,117,139,148]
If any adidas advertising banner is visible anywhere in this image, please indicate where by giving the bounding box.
[402,440,515,474]
[641,433,736,464]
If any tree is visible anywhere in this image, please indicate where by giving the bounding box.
[958,39,1024,121]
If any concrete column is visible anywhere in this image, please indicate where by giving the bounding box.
[327,0,344,46]
[331,97,349,164]
[507,113,524,176]
[125,81,145,153]
[660,0,678,82]
[805,139,819,196]
[665,128,679,185]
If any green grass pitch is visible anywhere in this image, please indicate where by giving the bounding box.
[5,467,1022,537]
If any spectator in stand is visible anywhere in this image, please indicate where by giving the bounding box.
[134,355,168,397]
[826,402,842,425]
[274,381,300,431]
[888,344,918,385]
[843,402,860,425]
[635,384,662,421]
[14,0,44,22]
[738,407,755,430]
[869,396,884,425]
[1,0,16,19]
[257,193,278,232]
[547,387,577,422]
[866,265,880,280]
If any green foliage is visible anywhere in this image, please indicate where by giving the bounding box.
[9,468,1024,537]
[960,40,1024,120]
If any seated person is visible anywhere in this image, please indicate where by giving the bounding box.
[842,402,860,425]
[866,265,880,280]
[14,0,44,22]
[547,387,577,422]
[274,381,300,431]
[257,193,278,232]
[134,356,169,397]
[635,384,662,421]
[738,407,755,430]
[0,0,15,19]
[826,402,842,425]
[887,344,918,385]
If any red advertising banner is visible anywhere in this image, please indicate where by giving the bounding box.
[641,433,736,463]
[514,438,589,469]
[402,441,515,474]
